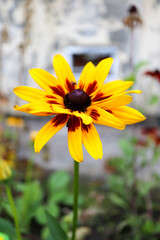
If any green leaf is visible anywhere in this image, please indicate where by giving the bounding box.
[24,181,43,203]
[48,191,69,204]
[47,171,71,194]
[2,202,13,218]
[15,181,43,230]
[3,129,17,141]
[118,138,134,158]
[126,215,143,228]
[142,219,155,234]
[107,157,126,172]
[35,204,59,225]
[108,175,126,194]
[108,193,127,208]
[123,73,135,82]
[134,61,149,72]
[138,181,154,196]
[46,203,60,218]
[149,95,159,105]
[35,206,47,225]
[46,211,68,240]
[41,226,50,240]
[15,182,26,192]
[155,222,160,233]
[117,220,129,232]
[0,218,16,240]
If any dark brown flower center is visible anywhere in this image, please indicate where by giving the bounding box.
[64,89,91,112]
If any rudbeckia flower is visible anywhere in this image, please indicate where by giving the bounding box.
[0,159,12,181]
[0,233,10,240]
[6,117,24,128]
[123,5,143,29]
[144,69,160,82]
[30,130,39,142]
[13,55,146,162]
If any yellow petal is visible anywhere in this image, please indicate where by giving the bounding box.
[87,106,125,130]
[0,160,12,181]
[102,80,134,95]
[53,54,76,86]
[14,104,30,114]
[125,90,142,94]
[82,58,113,97]
[51,104,71,115]
[72,111,92,125]
[78,62,96,90]
[14,101,54,116]
[92,80,134,102]
[112,106,146,124]
[29,68,63,93]
[27,101,56,115]
[94,57,114,92]
[95,57,113,81]
[68,116,83,162]
[82,123,103,160]
[46,95,64,105]
[13,86,46,102]
[93,95,133,109]
[34,114,69,153]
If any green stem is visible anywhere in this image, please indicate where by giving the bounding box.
[5,184,22,240]
[71,161,79,240]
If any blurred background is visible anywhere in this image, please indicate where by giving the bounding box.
[0,1,160,239]
[0,0,160,174]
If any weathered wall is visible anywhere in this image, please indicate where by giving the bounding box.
[0,0,160,116]
[0,0,159,93]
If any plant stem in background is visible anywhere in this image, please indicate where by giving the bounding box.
[146,192,153,219]
[5,184,22,240]
[25,150,34,183]
[71,161,79,240]
[131,145,138,216]
[129,29,134,70]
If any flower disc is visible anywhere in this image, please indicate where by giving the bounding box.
[64,89,91,112]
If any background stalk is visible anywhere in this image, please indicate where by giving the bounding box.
[5,184,22,240]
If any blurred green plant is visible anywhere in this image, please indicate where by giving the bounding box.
[101,130,160,240]
[124,61,148,84]
[0,170,85,240]
[124,61,160,112]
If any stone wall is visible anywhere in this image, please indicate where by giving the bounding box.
[0,0,160,113]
